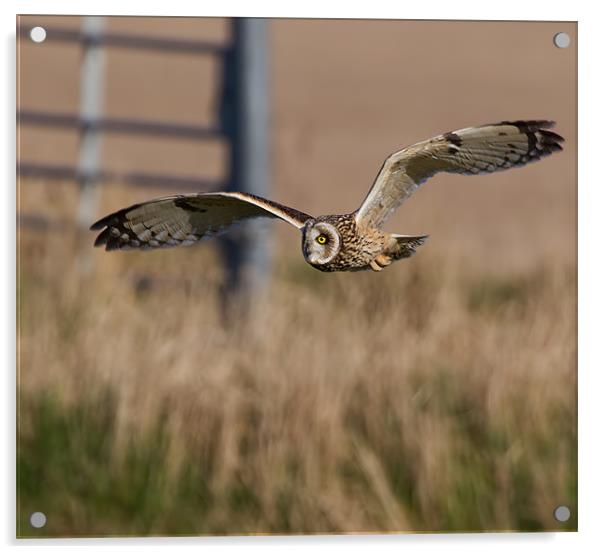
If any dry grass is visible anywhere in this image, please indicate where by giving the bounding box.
[16,182,576,536]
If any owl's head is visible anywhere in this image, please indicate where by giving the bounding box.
[302,220,341,267]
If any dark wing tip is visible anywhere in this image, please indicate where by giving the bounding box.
[498,120,565,159]
[503,120,565,143]
[89,208,131,251]
[90,210,120,250]
[90,201,149,250]
[539,128,565,144]
[90,217,108,231]
[93,227,111,248]
[498,119,557,130]
[535,129,565,158]
[92,224,139,251]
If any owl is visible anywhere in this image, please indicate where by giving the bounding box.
[91,120,563,272]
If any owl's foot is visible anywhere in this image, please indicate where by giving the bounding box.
[370,254,392,272]
[369,260,382,271]
[375,254,392,266]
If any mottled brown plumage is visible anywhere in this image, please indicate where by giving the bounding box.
[92,120,563,273]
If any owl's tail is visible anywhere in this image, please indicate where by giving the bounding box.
[387,234,429,261]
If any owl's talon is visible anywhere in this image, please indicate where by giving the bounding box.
[374,254,392,267]
[370,260,383,272]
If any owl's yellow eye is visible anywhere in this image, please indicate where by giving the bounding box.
[316,235,327,245]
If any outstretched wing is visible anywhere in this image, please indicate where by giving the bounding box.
[91,191,312,251]
[355,120,564,229]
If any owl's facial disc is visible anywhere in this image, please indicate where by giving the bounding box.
[302,222,341,266]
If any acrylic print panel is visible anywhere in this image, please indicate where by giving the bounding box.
[16,16,577,537]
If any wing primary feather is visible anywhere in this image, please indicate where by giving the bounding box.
[91,192,313,251]
[355,120,564,229]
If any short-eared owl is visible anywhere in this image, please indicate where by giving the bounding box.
[92,120,563,272]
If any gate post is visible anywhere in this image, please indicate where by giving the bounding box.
[76,17,106,273]
[219,18,271,313]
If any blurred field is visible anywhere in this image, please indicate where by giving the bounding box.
[17,17,576,537]
[17,180,576,537]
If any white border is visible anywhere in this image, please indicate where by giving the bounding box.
[3,1,600,552]
[0,0,587,19]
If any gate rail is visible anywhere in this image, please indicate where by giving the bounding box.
[18,17,270,301]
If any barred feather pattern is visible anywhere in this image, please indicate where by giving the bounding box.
[91,192,312,251]
[355,120,564,229]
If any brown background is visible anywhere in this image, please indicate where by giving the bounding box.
[17,16,576,272]
[16,17,577,536]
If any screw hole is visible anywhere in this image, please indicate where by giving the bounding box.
[29,26,47,44]
[553,32,570,49]
[29,511,47,528]
[554,505,571,522]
